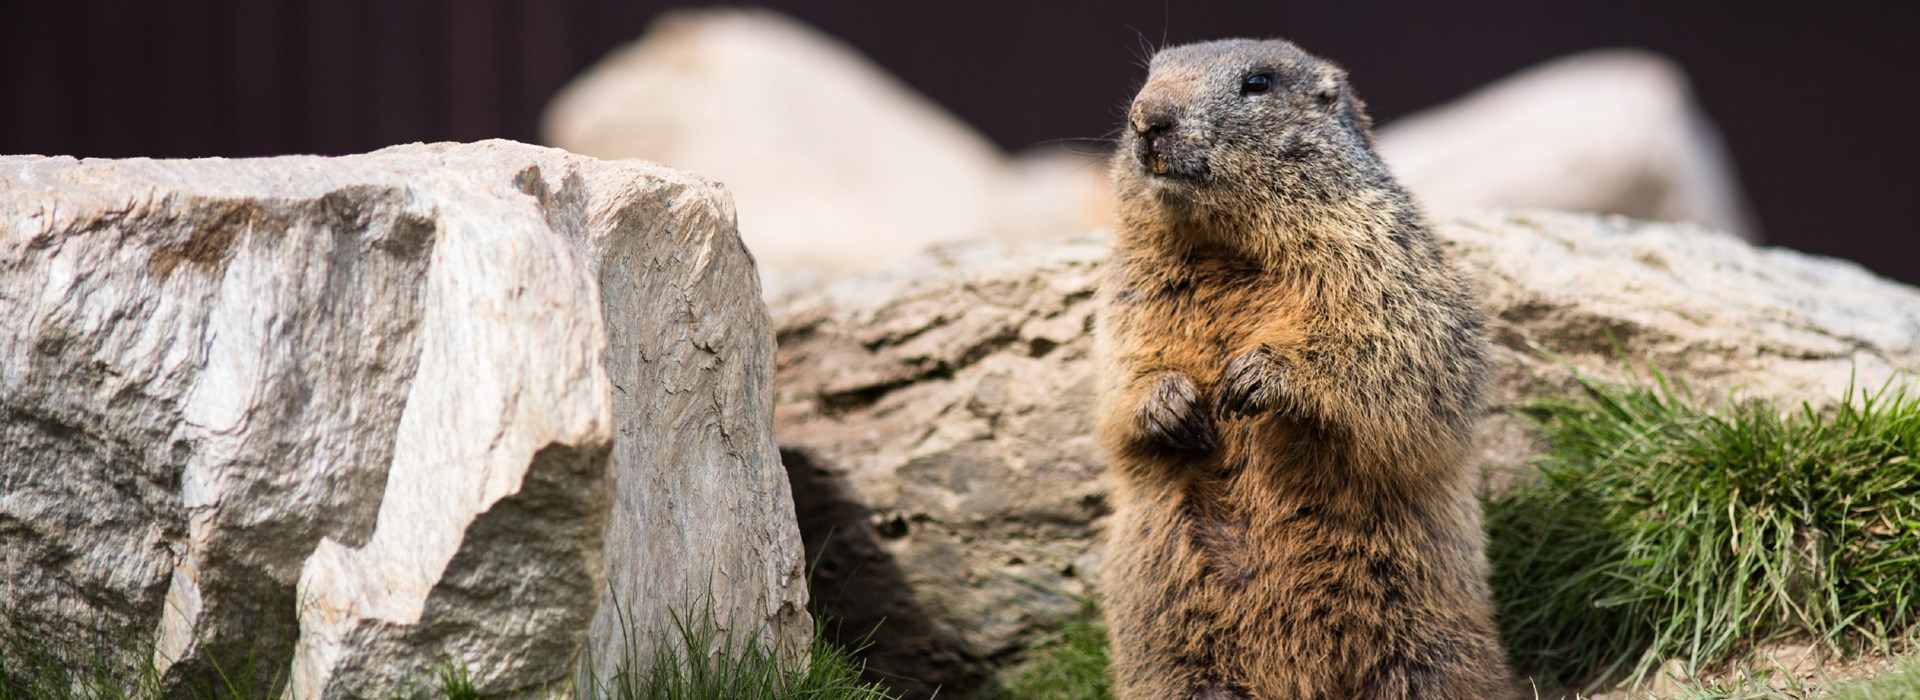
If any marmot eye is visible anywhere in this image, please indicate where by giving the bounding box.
[1240,73,1272,95]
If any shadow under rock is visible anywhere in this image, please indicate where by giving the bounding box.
[783,447,999,699]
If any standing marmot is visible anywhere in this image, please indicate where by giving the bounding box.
[1094,39,1513,699]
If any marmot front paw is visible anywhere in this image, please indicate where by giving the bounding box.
[1215,346,1289,418]
[1137,371,1216,452]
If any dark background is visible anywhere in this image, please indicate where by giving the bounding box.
[3,1,1916,284]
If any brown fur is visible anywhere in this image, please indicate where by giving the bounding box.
[1094,39,1513,699]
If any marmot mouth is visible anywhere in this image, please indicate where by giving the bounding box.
[1139,153,1208,183]
[1131,133,1210,183]
[1136,138,1208,182]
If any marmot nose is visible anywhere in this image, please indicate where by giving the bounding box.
[1131,103,1179,137]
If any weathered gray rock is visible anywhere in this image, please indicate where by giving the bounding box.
[0,140,808,697]
[1376,50,1758,240]
[775,236,1108,697]
[541,8,1109,297]
[771,211,1920,695]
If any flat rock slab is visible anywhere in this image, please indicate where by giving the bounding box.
[0,140,808,697]
[771,211,1920,696]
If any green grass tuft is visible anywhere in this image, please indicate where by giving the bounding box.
[1622,657,1920,699]
[1658,666,1813,700]
[1489,372,1920,688]
[3,601,289,700]
[0,616,161,700]
[1821,657,1920,700]
[582,603,894,700]
[438,661,485,700]
[998,596,1112,700]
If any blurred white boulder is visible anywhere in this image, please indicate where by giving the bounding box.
[543,8,1108,296]
[1376,49,1758,241]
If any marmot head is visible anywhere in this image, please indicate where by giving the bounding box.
[1114,39,1385,219]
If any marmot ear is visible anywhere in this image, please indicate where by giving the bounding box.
[1312,67,1345,105]
[1315,65,1374,133]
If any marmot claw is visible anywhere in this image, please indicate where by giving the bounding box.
[1139,371,1216,452]
[1215,346,1288,418]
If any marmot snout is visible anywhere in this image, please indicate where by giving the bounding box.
[1128,83,1209,180]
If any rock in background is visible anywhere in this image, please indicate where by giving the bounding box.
[1375,49,1759,241]
[541,8,1110,297]
[0,140,809,697]
[771,211,1920,696]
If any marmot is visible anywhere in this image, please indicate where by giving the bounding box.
[1094,39,1513,699]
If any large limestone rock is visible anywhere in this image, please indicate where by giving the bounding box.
[771,211,1920,696]
[541,8,1109,296]
[0,140,808,697]
[1376,50,1758,240]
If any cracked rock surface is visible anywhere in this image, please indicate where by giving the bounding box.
[771,210,1920,697]
[0,140,808,698]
